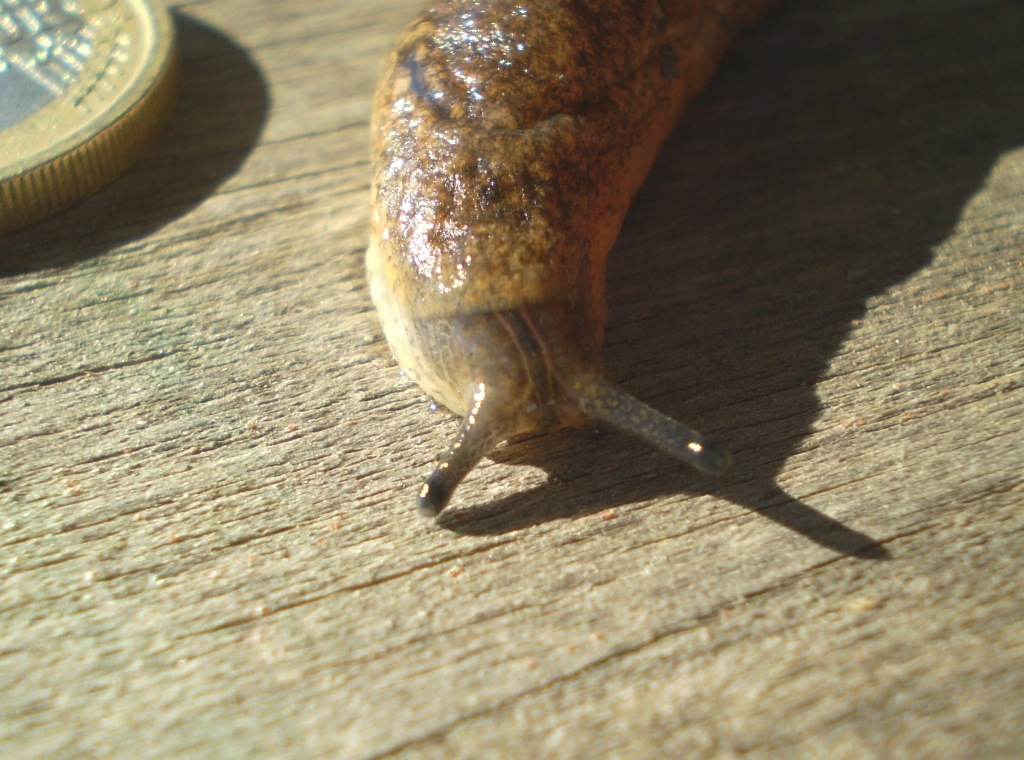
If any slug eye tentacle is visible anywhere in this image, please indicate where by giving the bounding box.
[571,376,732,476]
[417,382,520,517]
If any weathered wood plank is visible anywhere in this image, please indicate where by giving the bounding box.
[2,0,1022,757]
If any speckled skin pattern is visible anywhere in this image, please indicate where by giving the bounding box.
[368,0,772,425]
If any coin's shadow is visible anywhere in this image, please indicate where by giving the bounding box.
[437,0,1024,555]
[0,13,268,275]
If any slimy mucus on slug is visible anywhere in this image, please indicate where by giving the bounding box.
[367,0,773,516]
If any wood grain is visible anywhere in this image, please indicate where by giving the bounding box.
[2,0,1022,756]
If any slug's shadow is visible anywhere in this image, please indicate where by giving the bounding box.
[439,0,1024,555]
[0,13,268,274]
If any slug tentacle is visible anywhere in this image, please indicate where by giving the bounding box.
[420,370,729,517]
[413,303,729,517]
[570,376,732,476]
[418,382,518,516]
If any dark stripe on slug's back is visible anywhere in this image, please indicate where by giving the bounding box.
[401,49,452,121]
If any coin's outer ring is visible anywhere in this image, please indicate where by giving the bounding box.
[0,0,179,233]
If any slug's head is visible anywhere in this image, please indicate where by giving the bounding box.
[410,302,731,517]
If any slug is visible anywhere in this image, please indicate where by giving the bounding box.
[367,0,773,516]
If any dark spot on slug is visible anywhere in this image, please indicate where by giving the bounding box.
[480,177,504,205]
[401,50,453,120]
[660,43,680,80]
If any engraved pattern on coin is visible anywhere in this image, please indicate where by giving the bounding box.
[0,1,94,130]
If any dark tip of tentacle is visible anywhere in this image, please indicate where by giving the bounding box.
[417,470,453,517]
[688,435,732,475]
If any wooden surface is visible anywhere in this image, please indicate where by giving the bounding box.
[2,0,1023,756]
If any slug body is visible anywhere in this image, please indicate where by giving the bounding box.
[368,0,772,515]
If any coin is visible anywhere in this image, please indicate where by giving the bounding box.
[0,0,177,233]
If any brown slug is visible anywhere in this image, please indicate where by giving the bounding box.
[367,0,774,516]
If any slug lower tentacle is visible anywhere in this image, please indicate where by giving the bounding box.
[368,0,773,516]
